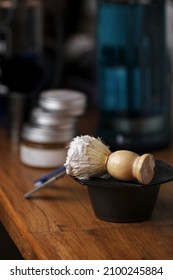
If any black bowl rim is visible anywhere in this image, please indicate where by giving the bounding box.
[73,160,173,189]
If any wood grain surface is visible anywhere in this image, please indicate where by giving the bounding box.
[0,108,173,259]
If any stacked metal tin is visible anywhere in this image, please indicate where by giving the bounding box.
[20,89,87,168]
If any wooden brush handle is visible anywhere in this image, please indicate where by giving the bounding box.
[106,150,155,184]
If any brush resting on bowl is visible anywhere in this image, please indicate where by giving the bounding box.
[65,135,155,184]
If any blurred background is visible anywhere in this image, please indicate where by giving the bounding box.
[0,0,98,145]
[0,0,173,150]
[0,0,96,119]
[0,0,173,260]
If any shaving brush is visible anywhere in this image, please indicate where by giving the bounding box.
[65,135,155,184]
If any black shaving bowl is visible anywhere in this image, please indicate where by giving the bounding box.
[75,160,173,223]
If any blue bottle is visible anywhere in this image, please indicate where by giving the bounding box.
[96,0,171,151]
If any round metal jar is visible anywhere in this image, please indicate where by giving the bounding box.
[30,107,76,130]
[38,89,87,116]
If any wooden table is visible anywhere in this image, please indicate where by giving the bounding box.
[0,110,173,260]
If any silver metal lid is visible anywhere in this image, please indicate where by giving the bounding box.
[30,107,76,128]
[38,89,87,115]
[21,123,74,144]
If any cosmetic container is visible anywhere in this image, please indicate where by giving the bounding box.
[20,124,70,168]
[20,89,87,168]
[38,89,86,116]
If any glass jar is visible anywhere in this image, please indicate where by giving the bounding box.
[96,0,171,151]
[20,124,70,168]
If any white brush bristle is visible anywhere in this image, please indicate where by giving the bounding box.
[64,135,111,179]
